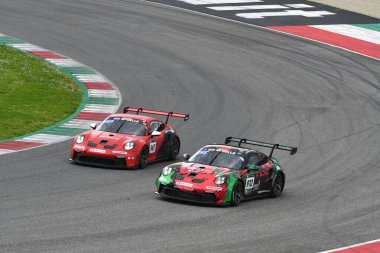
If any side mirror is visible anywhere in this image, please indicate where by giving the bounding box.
[90,123,97,130]
[151,130,161,136]
[183,153,190,161]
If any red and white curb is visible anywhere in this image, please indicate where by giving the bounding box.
[319,239,380,253]
[0,35,122,155]
[267,24,380,60]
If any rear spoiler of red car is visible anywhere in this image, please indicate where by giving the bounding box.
[225,137,297,158]
[123,107,190,124]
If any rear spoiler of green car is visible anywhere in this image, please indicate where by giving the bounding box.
[225,137,297,158]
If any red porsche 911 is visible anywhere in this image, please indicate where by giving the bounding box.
[70,107,189,169]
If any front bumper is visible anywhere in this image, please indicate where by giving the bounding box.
[158,185,218,205]
[72,151,128,169]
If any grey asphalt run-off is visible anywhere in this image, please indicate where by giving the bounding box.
[0,0,379,252]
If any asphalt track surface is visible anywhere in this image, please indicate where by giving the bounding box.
[0,0,379,252]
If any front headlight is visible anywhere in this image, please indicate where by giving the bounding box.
[162,166,172,176]
[124,141,135,150]
[214,175,226,185]
[76,135,85,144]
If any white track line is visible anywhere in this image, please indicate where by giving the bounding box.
[178,0,262,5]
[0,149,15,155]
[209,5,287,11]
[236,10,335,19]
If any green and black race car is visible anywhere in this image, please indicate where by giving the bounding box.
[155,137,297,206]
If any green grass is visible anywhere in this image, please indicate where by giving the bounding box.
[0,45,82,140]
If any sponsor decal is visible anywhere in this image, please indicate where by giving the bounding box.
[149,139,157,154]
[175,181,193,188]
[159,176,168,183]
[245,176,255,190]
[206,186,223,191]
[199,150,209,155]
[252,181,261,191]
[112,150,127,154]
[245,177,260,193]
[74,144,85,150]
[90,148,106,153]
[258,190,270,194]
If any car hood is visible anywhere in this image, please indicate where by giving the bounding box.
[83,130,145,147]
[170,162,231,178]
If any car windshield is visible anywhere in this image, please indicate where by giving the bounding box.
[189,147,245,170]
[97,117,147,136]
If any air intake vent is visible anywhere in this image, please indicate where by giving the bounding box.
[99,140,108,144]
[87,142,97,147]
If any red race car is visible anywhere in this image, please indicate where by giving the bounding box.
[70,107,189,169]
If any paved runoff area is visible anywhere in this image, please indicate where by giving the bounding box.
[146,0,380,60]
[0,35,121,155]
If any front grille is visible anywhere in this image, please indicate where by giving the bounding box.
[160,186,216,204]
[192,179,205,183]
[104,145,116,149]
[74,152,127,168]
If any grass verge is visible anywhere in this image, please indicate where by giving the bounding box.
[0,45,82,140]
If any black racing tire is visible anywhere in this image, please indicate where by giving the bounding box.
[230,181,243,206]
[270,174,284,198]
[138,146,149,169]
[168,138,180,161]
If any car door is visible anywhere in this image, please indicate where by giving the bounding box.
[147,121,165,161]
[255,152,273,194]
[242,152,260,198]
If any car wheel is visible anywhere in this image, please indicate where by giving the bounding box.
[138,147,149,169]
[270,175,283,197]
[168,138,180,161]
[230,181,243,206]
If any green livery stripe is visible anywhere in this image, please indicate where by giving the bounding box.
[353,24,380,32]
[223,175,238,205]
[0,36,24,44]
[62,67,97,74]
[44,127,87,136]
[88,97,119,105]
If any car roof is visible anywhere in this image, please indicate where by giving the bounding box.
[108,113,162,122]
[204,144,260,154]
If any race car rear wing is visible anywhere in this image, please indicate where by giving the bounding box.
[225,137,297,158]
[123,107,190,124]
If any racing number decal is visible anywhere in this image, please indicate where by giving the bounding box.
[149,140,157,154]
[245,177,255,190]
